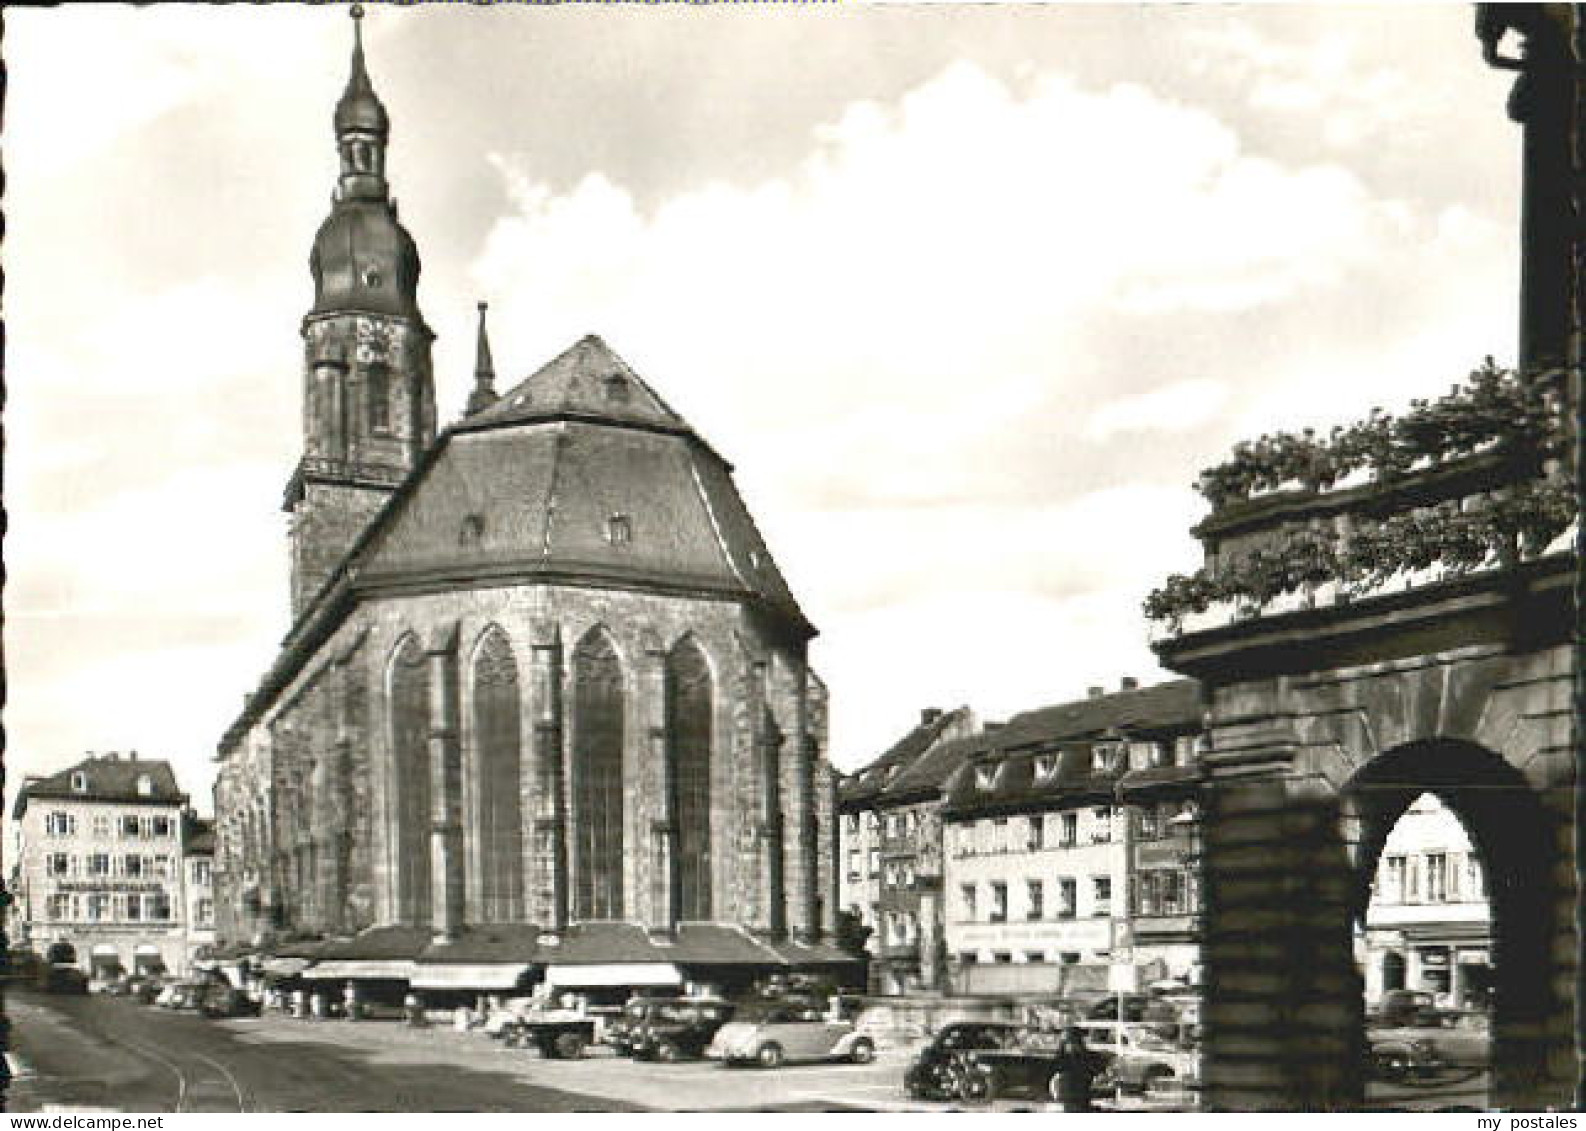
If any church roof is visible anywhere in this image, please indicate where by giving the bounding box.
[356,335,808,629]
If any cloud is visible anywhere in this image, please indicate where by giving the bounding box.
[1087,380,1229,442]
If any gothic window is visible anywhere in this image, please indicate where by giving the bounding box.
[367,364,392,434]
[390,637,432,924]
[473,629,523,923]
[572,629,625,920]
[666,638,713,921]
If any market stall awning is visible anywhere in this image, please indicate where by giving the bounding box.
[544,962,683,988]
[261,957,312,977]
[409,963,533,991]
[305,960,415,981]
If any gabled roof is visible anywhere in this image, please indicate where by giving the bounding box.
[460,335,692,436]
[14,754,187,818]
[839,707,974,808]
[989,679,1200,749]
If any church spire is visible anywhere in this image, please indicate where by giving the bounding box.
[467,301,500,416]
[333,4,390,202]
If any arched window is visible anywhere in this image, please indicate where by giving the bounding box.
[390,638,431,924]
[572,630,624,920]
[666,639,713,921]
[474,630,522,923]
[367,364,391,434]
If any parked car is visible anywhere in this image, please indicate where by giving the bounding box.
[1077,1022,1198,1094]
[199,983,261,1019]
[968,1030,1113,1103]
[503,1006,598,1059]
[606,996,679,1054]
[706,1002,875,1068]
[629,998,737,1062]
[1367,1030,1443,1082]
[904,1021,1026,1101]
[159,980,208,1010]
[1367,1009,1489,1071]
[40,964,90,995]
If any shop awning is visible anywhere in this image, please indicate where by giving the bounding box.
[306,960,415,981]
[544,962,683,988]
[261,957,311,977]
[410,964,533,991]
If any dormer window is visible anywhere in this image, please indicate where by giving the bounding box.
[136,774,153,797]
[974,765,997,790]
[1092,743,1122,774]
[606,514,632,545]
[1033,755,1057,782]
[71,772,88,793]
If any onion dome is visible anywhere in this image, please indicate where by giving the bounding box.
[334,6,389,138]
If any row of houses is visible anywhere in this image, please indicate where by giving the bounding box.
[838,678,1492,1010]
[11,753,216,978]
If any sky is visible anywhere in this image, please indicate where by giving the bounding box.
[6,3,1524,812]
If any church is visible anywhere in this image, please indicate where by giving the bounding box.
[213,10,841,990]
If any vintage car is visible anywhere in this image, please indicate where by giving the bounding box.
[1368,1009,1489,1072]
[157,980,208,1010]
[903,1021,1026,1101]
[629,998,737,1061]
[198,983,261,1019]
[968,1030,1113,1103]
[1076,1022,1199,1094]
[1367,1030,1444,1082]
[502,1006,598,1059]
[706,1002,875,1068]
[605,995,681,1054]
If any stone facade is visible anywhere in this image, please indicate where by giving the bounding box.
[215,15,835,958]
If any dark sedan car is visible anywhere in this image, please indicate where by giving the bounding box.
[904,1022,1026,1101]
[630,999,737,1061]
[199,983,261,1019]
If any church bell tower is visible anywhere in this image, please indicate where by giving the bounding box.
[286,5,436,618]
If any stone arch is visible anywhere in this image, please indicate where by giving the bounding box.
[1339,738,1554,1104]
[666,634,715,921]
[570,625,626,921]
[387,634,431,925]
[471,625,523,924]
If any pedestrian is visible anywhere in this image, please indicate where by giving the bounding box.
[1051,1027,1097,1113]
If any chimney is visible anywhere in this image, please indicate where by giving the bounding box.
[1087,686,1104,699]
[1120,676,1139,691]
[920,708,943,726]
[129,750,138,762]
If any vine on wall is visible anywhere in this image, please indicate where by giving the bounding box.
[1193,360,1564,510]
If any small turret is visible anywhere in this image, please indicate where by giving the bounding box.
[466,301,500,416]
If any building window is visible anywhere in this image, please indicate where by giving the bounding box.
[88,852,111,878]
[1384,855,1407,903]
[1059,812,1078,848]
[961,884,977,922]
[1092,876,1112,917]
[135,774,153,797]
[45,811,75,837]
[123,855,144,880]
[1027,816,1044,851]
[92,815,111,838]
[1027,880,1044,920]
[1137,805,1163,841]
[1034,755,1057,781]
[1058,877,1077,919]
[992,951,1013,965]
[152,855,171,880]
[846,849,861,880]
[123,894,142,922]
[868,848,880,878]
[1464,854,1486,899]
[71,771,88,792]
[121,815,141,838]
[1091,807,1113,844]
[603,374,631,404]
[990,882,1008,923]
[86,894,110,923]
[197,898,214,927]
[1025,951,1045,964]
[1426,853,1448,903]
[367,364,392,433]
[606,514,632,545]
[959,952,979,966]
[46,853,72,878]
[145,893,172,922]
[47,894,76,921]
[476,627,527,924]
[974,765,996,790]
[151,816,173,838]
